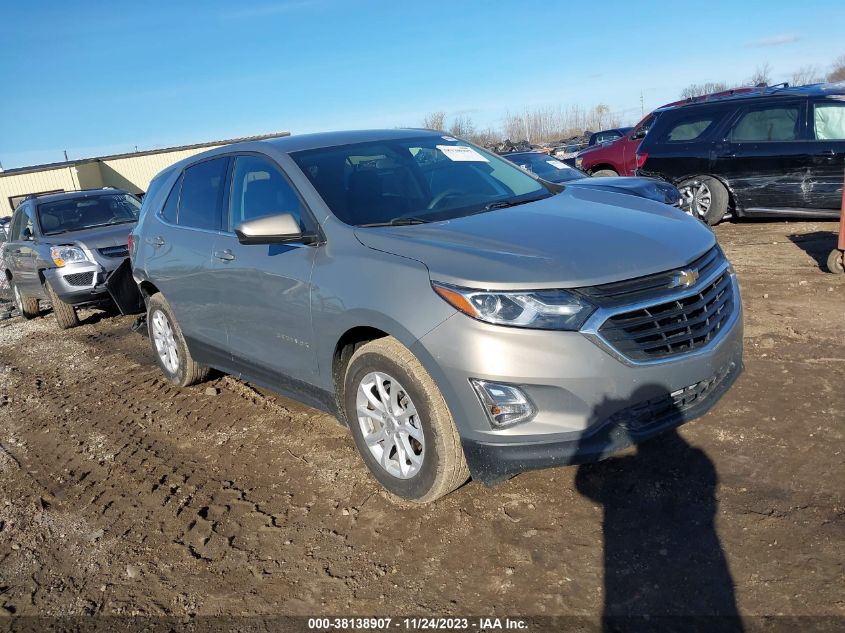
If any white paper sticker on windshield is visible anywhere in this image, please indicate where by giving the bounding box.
[441,136,458,141]
[437,145,489,162]
[546,159,572,170]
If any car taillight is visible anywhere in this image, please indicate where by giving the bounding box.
[636,152,648,169]
[127,233,133,251]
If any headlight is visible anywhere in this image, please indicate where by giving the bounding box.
[50,245,88,267]
[432,282,595,330]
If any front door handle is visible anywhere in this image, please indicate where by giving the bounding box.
[816,149,836,157]
[214,249,235,262]
[148,236,165,247]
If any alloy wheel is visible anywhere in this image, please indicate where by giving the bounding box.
[356,371,425,479]
[151,310,180,374]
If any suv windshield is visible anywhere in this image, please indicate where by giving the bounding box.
[37,193,141,235]
[291,136,553,226]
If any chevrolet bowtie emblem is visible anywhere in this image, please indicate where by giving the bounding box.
[670,268,700,289]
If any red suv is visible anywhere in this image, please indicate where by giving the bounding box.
[575,89,756,177]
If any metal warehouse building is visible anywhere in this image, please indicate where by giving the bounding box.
[0,131,290,217]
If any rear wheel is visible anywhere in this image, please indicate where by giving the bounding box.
[591,168,618,177]
[344,337,469,503]
[12,282,40,319]
[827,248,845,274]
[147,293,210,387]
[44,282,80,329]
[679,176,729,226]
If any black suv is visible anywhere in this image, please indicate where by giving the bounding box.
[637,83,845,225]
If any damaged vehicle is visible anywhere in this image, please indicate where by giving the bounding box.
[505,151,681,206]
[637,83,845,225]
[2,189,140,328]
[131,130,743,502]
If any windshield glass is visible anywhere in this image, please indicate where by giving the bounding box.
[290,136,552,226]
[37,194,140,235]
[507,153,586,183]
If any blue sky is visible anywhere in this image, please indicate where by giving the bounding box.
[1,0,843,169]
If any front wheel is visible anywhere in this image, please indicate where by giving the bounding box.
[679,176,729,226]
[344,337,469,503]
[12,282,40,319]
[147,293,210,387]
[44,282,80,329]
[591,168,618,177]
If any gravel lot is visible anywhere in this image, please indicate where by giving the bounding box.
[0,219,842,621]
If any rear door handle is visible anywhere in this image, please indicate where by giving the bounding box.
[214,249,235,262]
[148,236,165,246]
[816,149,836,157]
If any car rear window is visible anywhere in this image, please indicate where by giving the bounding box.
[177,158,228,231]
[731,105,800,142]
[660,113,721,142]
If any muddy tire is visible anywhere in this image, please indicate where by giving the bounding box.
[591,169,618,177]
[680,176,729,226]
[344,337,469,503]
[44,282,80,329]
[147,293,210,387]
[12,282,40,319]
[827,248,845,274]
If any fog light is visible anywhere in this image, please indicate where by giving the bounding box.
[470,379,536,428]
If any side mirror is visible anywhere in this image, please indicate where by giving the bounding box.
[234,213,315,245]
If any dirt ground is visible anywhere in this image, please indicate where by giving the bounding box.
[0,219,842,621]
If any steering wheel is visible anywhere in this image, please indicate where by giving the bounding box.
[426,189,463,210]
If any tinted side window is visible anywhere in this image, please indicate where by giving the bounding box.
[660,112,721,142]
[813,102,845,140]
[11,206,34,240]
[177,158,228,230]
[731,105,800,142]
[160,173,183,223]
[229,155,305,231]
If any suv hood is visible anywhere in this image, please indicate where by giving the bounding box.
[354,188,714,289]
[40,222,136,249]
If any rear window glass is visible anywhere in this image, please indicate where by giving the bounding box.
[177,158,228,231]
[813,102,845,140]
[731,105,800,142]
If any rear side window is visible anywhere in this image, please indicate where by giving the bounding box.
[661,113,720,142]
[229,155,305,231]
[177,158,228,230]
[160,173,183,224]
[731,105,800,142]
[813,102,845,140]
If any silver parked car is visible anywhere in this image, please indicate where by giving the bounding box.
[131,129,743,502]
[2,189,140,328]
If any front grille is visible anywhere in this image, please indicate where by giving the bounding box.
[63,271,94,287]
[578,246,723,306]
[98,245,129,258]
[609,362,735,432]
[598,270,734,361]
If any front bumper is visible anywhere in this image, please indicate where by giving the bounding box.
[43,258,125,305]
[411,275,743,484]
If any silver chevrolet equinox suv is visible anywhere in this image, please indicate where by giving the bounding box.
[131,129,743,502]
[3,189,140,329]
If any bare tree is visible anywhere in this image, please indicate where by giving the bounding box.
[829,54,845,83]
[679,82,728,99]
[790,65,823,86]
[747,63,772,87]
[502,105,623,144]
[448,115,476,139]
[422,111,446,131]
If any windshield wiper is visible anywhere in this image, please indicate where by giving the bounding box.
[484,195,550,211]
[358,217,430,227]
